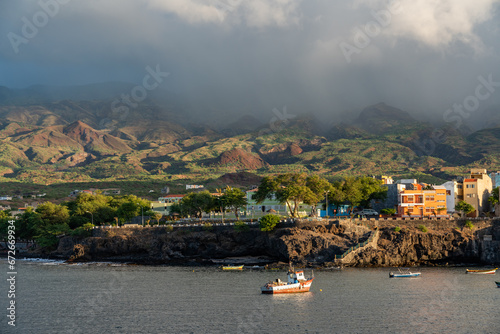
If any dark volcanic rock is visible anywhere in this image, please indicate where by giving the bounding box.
[50,220,500,267]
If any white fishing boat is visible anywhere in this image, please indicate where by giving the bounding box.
[261,264,314,294]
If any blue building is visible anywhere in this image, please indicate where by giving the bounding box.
[319,204,351,217]
[489,172,500,188]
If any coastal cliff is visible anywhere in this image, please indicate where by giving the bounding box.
[52,219,500,267]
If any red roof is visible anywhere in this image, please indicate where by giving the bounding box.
[163,194,185,198]
[464,179,477,182]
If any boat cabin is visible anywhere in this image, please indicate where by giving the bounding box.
[288,270,306,284]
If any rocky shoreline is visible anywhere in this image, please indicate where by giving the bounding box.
[23,219,500,267]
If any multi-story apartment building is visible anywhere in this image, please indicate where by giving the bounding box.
[440,180,462,214]
[371,179,417,213]
[397,184,448,217]
[462,168,492,217]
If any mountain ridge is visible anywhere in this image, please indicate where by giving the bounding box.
[1,99,499,184]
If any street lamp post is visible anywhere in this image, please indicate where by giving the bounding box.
[86,211,93,225]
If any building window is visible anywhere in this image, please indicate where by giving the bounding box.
[446,190,451,195]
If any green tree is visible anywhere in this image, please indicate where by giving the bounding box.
[36,202,70,225]
[117,202,140,222]
[151,211,163,225]
[222,187,247,220]
[114,195,152,223]
[455,200,475,218]
[254,173,316,218]
[333,177,386,214]
[253,176,279,204]
[13,206,70,249]
[327,181,346,215]
[169,202,187,218]
[67,193,116,225]
[71,223,95,238]
[259,214,281,232]
[0,210,11,220]
[68,215,89,229]
[357,177,387,207]
[35,223,71,249]
[15,208,43,240]
[488,187,499,206]
[214,188,227,222]
[305,175,332,217]
[0,217,12,248]
[341,177,364,213]
[179,191,214,219]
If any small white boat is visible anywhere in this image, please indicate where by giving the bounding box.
[250,265,264,269]
[389,268,421,278]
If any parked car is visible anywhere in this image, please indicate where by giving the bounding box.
[357,209,379,216]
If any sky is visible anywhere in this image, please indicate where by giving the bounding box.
[1,0,500,126]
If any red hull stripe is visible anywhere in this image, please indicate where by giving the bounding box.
[261,278,314,294]
[261,288,311,294]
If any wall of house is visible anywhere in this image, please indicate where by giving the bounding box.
[398,188,447,217]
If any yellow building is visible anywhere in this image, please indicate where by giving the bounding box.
[462,169,492,217]
[397,184,448,217]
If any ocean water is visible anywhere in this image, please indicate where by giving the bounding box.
[0,259,499,334]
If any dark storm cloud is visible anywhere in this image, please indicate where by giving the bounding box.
[1,0,499,125]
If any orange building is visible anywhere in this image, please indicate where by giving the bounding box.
[397,184,448,217]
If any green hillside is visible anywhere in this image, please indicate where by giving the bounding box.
[0,100,499,189]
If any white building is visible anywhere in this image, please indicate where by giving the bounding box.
[440,181,462,214]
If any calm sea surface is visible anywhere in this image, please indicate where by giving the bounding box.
[1,259,499,334]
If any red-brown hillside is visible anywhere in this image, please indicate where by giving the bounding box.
[219,148,268,170]
[63,121,131,154]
